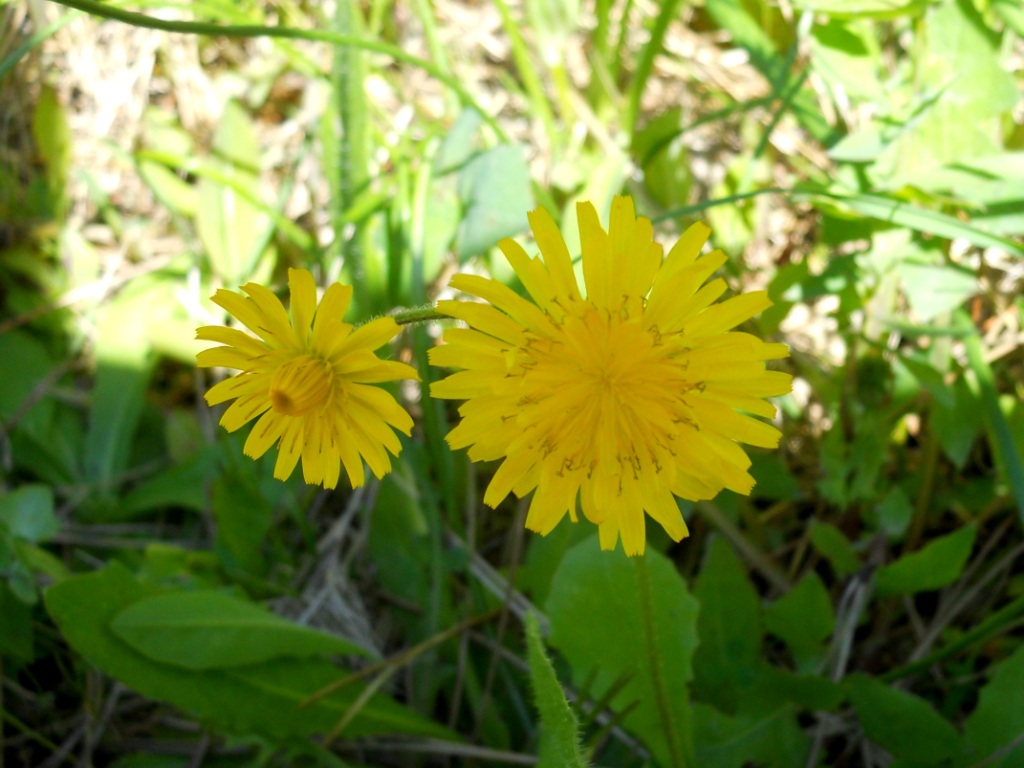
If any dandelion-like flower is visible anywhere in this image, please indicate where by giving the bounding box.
[429,196,792,556]
[196,268,418,489]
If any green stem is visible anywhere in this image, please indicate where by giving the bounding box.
[633,554,693,768]
[46,0,507,141]
[958,310,1024,523]
[392,305,448,326]
[881,593,1024,683]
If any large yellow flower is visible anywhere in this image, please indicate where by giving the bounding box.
[196,268,418,489]
[429,196,791,556]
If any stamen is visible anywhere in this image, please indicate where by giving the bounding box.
[269,354,332,416]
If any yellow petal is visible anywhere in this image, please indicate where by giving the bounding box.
[288,268,318,348]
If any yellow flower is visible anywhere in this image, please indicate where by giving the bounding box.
[429,196,791,556]
[196,268,418,489]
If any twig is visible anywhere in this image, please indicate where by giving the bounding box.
[300,608,500,707]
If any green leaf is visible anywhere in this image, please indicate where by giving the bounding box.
[196,101,272,284]
[930,377,984,469]
[455,144,533,259]
[898,263,978,322]
[0,485,58,543]
[875,525,976,596]
[845,674,962,763]
[763,572,834,670]
[84,286,154,495]
[524,612,585,768]
[808,521,860,577]
[809,19,884,100]
[44,564,452,740]
[545,536,698,768]
[633,108,693,209]
[960,310,1024,523]
[897,355,955,409]
[693,701,808,768]
[211,465,272,574]
[961,644,1024,767]
[31,84,70,207]
[434,108,482,174]
[0,331,57,419]
[0,581,33,661]
[111,590,375,670]
[119,450,218,518]
[873,486,914,541]
[692,537,762,713]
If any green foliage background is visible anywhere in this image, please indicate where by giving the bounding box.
[1,0,1023,766]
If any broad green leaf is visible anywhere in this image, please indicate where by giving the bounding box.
[897,355,955,409]
[808,521,860,577]
[0,581,33,661]
[111,590,375,670]
[809,19,884,100]
[875,525,976,596]
[930,377,984,469]
[692,537,762,713]
[0,485,57,543]
[434,109,482,174]
[524,613,585,768]
[853,0,1019,188]
[633,108,692,209]
[211,464,272,574]
[961,645,1024,767]
[138,161,198,217]
[546,536,698,768]
[196,102,272,284]
[749,452,801,501]
[845,674,962,763]
[873,486,913,540]
[0,331,57,420]
[45,564,453,740]
[757,667,843,712]
[455,144,533,260]
[913,153,1024,207]
[518,520,593,609]
[119,450,217,518]
[763,572,834,670]
[31,84,70,207]
[898,263,978,322]
[693,702,807,768]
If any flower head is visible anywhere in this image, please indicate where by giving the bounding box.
[429,196,791,556]
[197,268,418,489]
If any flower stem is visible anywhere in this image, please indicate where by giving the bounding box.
[392,305,449,326]
[633,554,694,768]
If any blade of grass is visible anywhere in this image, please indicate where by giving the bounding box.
[132,148,312,249]
[331,1,374,311]
[957,310,1024,523]
[653,187,786,222]
[0,8,80,79]
[801,188,1024,258]
[493,0,558,144]
[882,593,1024,683]
[624,0,684,137]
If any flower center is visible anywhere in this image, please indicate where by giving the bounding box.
[517,303,693,477]
[269,354,333,416]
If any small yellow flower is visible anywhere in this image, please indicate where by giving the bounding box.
[429,196,792,556]
[196,268,418,489]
